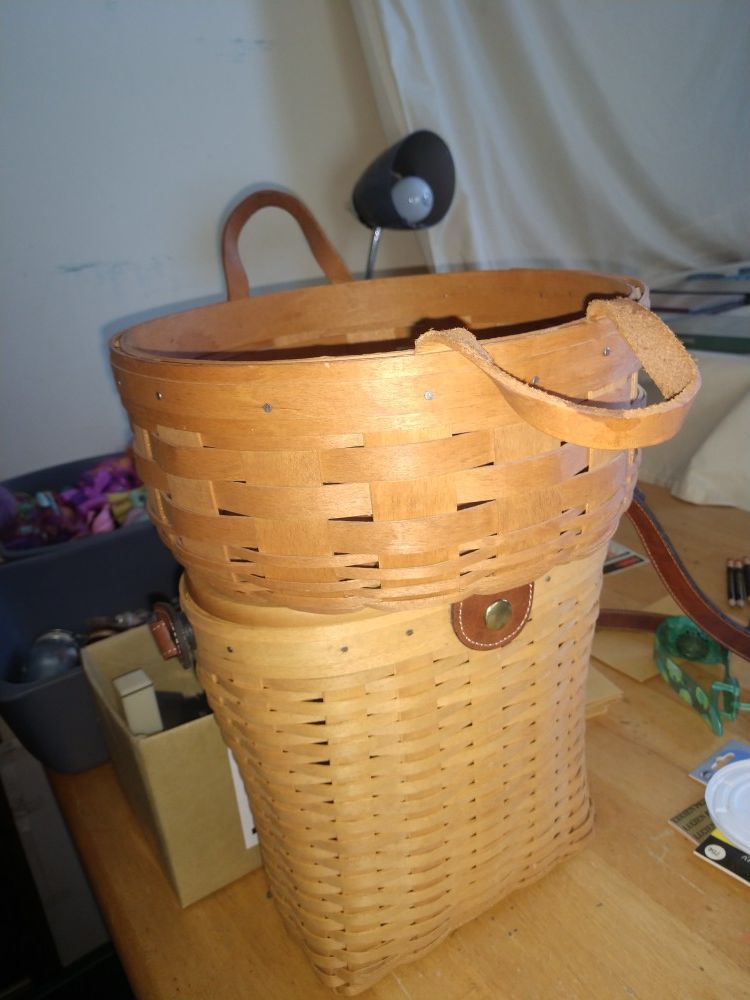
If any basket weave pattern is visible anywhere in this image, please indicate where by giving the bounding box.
[112,271,645,613]
[110,248,699,994]
[185,547,604,995]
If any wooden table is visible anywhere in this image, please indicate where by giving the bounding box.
[51,484,750,999]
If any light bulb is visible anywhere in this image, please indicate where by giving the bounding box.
[391,176,434,225]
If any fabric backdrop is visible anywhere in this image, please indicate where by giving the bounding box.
[352,0,750,286]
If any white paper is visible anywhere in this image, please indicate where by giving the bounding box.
[227,749,259,850]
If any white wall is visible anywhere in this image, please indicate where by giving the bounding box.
[0,0,425,479]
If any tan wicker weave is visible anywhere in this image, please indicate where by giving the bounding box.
[185,545,606,995]
[108,193,700,993]
[110,267,698,614]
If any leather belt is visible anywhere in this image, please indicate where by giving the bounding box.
[598,488,750,661]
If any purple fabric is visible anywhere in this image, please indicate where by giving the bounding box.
[0,454,147,552]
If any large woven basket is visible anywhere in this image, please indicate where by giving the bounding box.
[110,193,699,615]
[109,193,699,993]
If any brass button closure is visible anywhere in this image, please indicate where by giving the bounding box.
[484,599,512,631]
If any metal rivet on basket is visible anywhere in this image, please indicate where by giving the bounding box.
[406,629,414,636]
[155,391,163,400]
[603,346,612,356]
[424,390,434,401]
[262,402,272,412]
[484,599,512,631]
[226,645,234,653]
[530,376,540,386]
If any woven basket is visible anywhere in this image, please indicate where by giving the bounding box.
[109,193,699,992]
[184,545,605,995]
[110,194,699,615]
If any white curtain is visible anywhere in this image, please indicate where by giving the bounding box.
[352,0,750,285]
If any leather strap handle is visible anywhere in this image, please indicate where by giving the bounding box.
[221,189,352,300]
[415,298,701,450]
[599,488,750,661]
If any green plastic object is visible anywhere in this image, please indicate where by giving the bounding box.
[654,616,750,735]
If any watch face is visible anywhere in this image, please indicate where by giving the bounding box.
[658,615,725,666]
[675,625,711,662]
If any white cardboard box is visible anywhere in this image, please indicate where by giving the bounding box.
[82,626,262,906]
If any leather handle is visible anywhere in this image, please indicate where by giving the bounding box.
[598,489,750,662]
[415,298,701,450]
[221,189,352,300]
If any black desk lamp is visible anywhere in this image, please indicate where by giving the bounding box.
[352,130,455,278]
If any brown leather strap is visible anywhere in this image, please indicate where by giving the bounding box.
[451,584,534,650]
[598,488,750,661]
[221,189,352,300]
[596,609,670,632]
[150,606,178,659]
[415,298,701,450]
[149,602,196,670]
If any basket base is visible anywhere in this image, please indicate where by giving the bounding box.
[184,545,607,994]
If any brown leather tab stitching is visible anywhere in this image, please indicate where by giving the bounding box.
[451,584,534,651]
[150,608,178,660]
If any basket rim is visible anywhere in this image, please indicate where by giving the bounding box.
[110,266,645,368]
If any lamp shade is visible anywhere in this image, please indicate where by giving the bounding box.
[352,130,455,230]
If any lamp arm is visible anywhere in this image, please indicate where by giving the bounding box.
[364,226,383,280]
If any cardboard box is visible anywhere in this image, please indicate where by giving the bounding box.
[82,626,262,906]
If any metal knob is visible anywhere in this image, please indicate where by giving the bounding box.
[484,599,512,631]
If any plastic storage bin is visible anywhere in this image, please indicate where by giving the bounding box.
[0,455,179,772]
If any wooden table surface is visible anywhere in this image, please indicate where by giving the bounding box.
[50,484,750,1000]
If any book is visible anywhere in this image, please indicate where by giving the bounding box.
[674,333,750,355]
[668,799,714,845]
[602,539,648,576]
[694,830,750,887]
[654,276,750,296]
[650,291,746,314]
[669,799,750,887]
[669,743,750,887]
[689,739,750,785]
[658,310,750,355]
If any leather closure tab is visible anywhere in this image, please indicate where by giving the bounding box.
[451,584,534,650]
[150,612,178,660]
